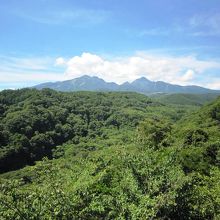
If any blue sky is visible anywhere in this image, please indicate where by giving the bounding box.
[1,0,220,89]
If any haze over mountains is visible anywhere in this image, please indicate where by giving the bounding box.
[34,75,220,94]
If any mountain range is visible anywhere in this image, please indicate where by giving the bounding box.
[34,75,220,94]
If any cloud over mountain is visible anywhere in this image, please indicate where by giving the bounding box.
[56,52,220,85]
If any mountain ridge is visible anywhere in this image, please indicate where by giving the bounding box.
[34,75,220,94]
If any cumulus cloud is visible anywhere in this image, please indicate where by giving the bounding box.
[55,57,66,66]
[1,53,220,89]
[56,52,220,85]
[181,69,195,82]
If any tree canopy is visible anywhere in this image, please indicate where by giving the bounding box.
[0,89,220,219]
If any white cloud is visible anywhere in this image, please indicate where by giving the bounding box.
[0,56,63,83]
[0,71,63,83]
[55,57,66,66]
[1,53,220,89]
[57,52,220,85]
[206,80,220,90]
[0,55,54,71]
[181,69,195,82]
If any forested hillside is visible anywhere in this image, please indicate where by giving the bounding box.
[0,89,156,172]
[0,89,220,219]
[153,93,219,106]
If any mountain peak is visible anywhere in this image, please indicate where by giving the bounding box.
[75,75,101,80]
[134,76,151,82]
[34,75,219,94]
[79,74,91,79]
[69,75,105,84]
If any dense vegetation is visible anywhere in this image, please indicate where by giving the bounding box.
[0,89,220,219]
[0,89,156,172]
[153,93,219,106]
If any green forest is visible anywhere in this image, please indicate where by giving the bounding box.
[0,89,220,219]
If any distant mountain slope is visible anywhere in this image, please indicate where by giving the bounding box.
[152,93,220,106]
[34,75,119,91]
[34,75,220,94]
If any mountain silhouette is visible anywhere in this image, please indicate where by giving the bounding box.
[34,75,220,94]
